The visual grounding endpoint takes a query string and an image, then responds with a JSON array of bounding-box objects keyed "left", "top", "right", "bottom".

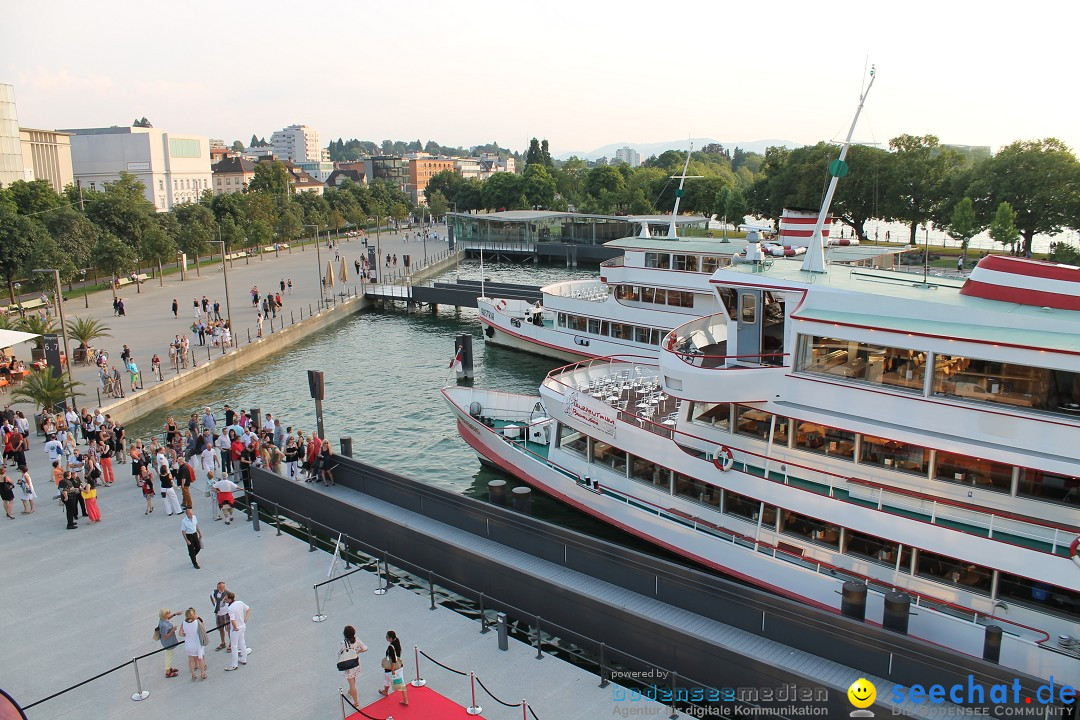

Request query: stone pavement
[
  {"left": 5, "top": 226, "right": 455, "bottom": 418},
  {"left": 0, "top": 437, "right": 664, "bottom": 720}
]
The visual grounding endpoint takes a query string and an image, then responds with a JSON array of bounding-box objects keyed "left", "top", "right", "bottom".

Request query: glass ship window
[
  {"left": 630, "top": 455, "right": 669, "bottom": 490},
  {"left": 702, "top": 256, "right": 719, "bottom": 273},
  {"left": 780, "top": 510, "right": 840, "bottom": 548},
  {"left": 798, "top": 336, "right": 926, "bottom": 392},
  {"left": 641, "top": 287, "right": 656, "bottom": 303},
  {"left": 557, "top": 313, "right": 566, "bottom": 328},
  {"left": 590, "top": 440, "right": 627, "bottom": 475},
  {"left": 794, "top": 421, "right": 855, "bottom": 460},
  {"left": 1016, "top": 468, "right": 1079, "bottom": 507},
  {"left": 723, "top": 490, "right": 775, "bottom": 525},
  {"left": 689, "top": 402, "right": 732, "bottom": 430},
  {"left": 844, "top": 529, "right": 911, "bottom": 569},
  {"left": 645, "top": 252, "right": 670, "bottom": 269},
  {"left": 915, "top": 550, "right": 991, "bottom": 594},
  {"left": 634, "top": 326, "right": 651, "bottom": 344},
  {"left": 667, "top": 291, "right": 694, "bottom": 308},
  {"left": 587, "top": 318, "right": 601, "bottom": 335},
  {"left": 675, "top": 473, "right": 719, "bottom": 508},
  {"left": 997, "top": 574, "right": 1080, "bottom": 622},
  {"left": 859, "top": 436, "right": 929, "bottom": 476},
  {"left": 673, "top": 254, "right": 699, "bottom": 272},
  {"left": 716, "top": 287, "right": 737, "bottom": 319},
  {"left": 557, "top": 423, "right": 588, "bottom": 457},
  {"left": 609, "top": 323, "right": 632, "bottom": 340},
  {"left": 616, "top": 285, "right": 641, "bottom": 302},
  {"left": 933, "top": 451, "right": 1012, "bottom": 494},
  {"left": 933, "top": 355, "right": 1079, "bottom": 418}
]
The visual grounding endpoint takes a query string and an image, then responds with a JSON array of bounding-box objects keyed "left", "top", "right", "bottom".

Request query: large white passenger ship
[{"left": 444, "top": 251, "right": 1080, "bottom": 681}]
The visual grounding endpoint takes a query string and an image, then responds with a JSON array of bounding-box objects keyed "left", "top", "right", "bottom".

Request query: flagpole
[{"left": 480, "top": 248, "right": 485, "bottom": 299}]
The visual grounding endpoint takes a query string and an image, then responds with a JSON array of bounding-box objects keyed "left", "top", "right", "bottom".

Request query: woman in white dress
[
  {"left": 17, "top": 465, "right": 36, "bottom": 514},
  {"left": 177, "top": 607, "right": 207, "bottom": 680},
  {"left": 338, "top": 625, "right": 367, "bottom": 709}
]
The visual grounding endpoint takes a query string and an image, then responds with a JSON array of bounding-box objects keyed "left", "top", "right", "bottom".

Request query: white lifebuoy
[
  {"left": 495, "top": 300, "right": 507, "bottom": 311},
  {"left": 713, "top": 445, "right": 734, "bottom": 472},
  {"left": 1070, "top": 538, "right": 1080, "bottom": 570}
]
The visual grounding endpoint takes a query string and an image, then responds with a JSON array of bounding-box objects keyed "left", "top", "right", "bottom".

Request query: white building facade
[
  {"left": 615, "top": 146, "right": 640, "bottom": 166},
  {"left": 270, "top": 124, "right": 329, "bottom": 164},
  {"left": 64, "top": 127, "right": 212, "bottom": 211},
  {"left": 0, "top": 83, "right": 26, "bottom": 187}
]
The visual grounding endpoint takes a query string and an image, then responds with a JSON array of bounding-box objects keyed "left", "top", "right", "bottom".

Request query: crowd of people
[{"left": 156, "top": 583, "right": 251, "bottom": 679}]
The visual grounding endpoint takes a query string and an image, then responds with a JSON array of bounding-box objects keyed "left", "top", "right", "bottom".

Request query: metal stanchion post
[
  {"left": 247, "top": 328, "right": 251, "bottom": 343},
  {"left": 313, "top": 585, "right": 326, "bottom": 622},
  {"left": 466, "top": 671, "right": 483, "bottom": 715},
  {"left": 534, "top": 616, "right": 543, "bottom": 659},
  {"left": 291, "top": 310, "right": 295, "bottom": 325},
  {"left": 275, "top": 503, "right": 281, "bottom": 536},
  {"left": 411, "top": 645, "right": 426, "bottom": 687},
  {"left": 251, "top": 501, "right": 260, "bottom": 531},
  {"left": 599, "top": 642, "right": 609, "bottom": 688},
  {"left": 428, "top": 570, "right": 436, "bottom": 610},
  {"left": 522, "top": 700, "right": 528, "bottom": 720},
  {"left": 191, "top": 350, "right": 196, "bottom": 368},
  {"left": 130, "top": 657, "right": 150, "bottom": 701},
  {"left": 339, "top": 687, "right": 345, "bottom": 719},
  {"left": 307, "top": 517, "right": 316, "bottom": 552},
  {"left": 373, "top": 551, "right": 389, "bottom": 595},
  {"left": 668, "top": 672, "right": 679, "bottom": 720},
  {"left": 497, "top": 612, "right": 508, "bottom": 651},
  {"left": 478, "top": 593, "right": 488, "bottom": 633}
]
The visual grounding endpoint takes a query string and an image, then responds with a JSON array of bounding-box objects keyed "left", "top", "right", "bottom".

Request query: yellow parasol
[
  {"left": 340, "top": 257, "right": 349, "bottom": 283},
  {"left": 325, "top": 260, "right": 335, "bottom": 287}
]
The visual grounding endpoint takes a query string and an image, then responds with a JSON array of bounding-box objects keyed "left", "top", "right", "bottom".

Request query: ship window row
[
  {"left": 613, "top": 284, "right": 696, "bottom": 309},
  {"left": 644, "top": 252, "right": 732, "bottom": 273},
  {"left": 555, "top": 312, "right": 665, "bottom": 346},
  {"left": 796, "top": 335, "right": 1080, "bottom": 419},
  {"left": 557, "top": 425, "right": 1079, "bottom": 622},
  {"left": 688, "top": 402, "right": 1078, "bottom": 507}
]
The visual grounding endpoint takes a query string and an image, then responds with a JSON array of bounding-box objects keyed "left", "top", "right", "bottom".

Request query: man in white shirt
[
  {"left": 179, "top": 508, "right": 202, "bottom": 569},
  {"left": 261, "top": 413, "right": 274, "bottom": 437},
  {"left": 210, "top": 474, "right": 239, "bottom": 524},
  {"left": 65, "top": 407, "right": 80, "bottom": 442},
  {"left": 202, "top": 407, "right": 218, "bottom": 436},
  {"left": 224, "top": 591, "right": 250, "bottom": 671},
  {"left": 43, "top": 435, "right": 65, "bottom": 463}
]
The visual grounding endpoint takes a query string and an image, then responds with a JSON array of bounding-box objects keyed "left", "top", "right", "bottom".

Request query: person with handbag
[
  {"left": 337, "top": 625, "right": 367, "bottom": 709},
  {"left": 378, "top": 630, "right": 408, "bottom": 706},
  {"left": 157, "top": 608, "right": 182, "bottom": 678},
  {"left": 177, "top": 607, "right": 208, "bottom": 680}
]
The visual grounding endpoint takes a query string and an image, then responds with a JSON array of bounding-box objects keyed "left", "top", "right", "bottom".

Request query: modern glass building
[{"left": 0, "top": 84, "right": 26, "bottom": 187}]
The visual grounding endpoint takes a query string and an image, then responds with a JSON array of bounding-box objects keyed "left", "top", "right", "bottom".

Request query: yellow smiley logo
[{"left": 848, "top": 678, "right": 876, "bottom": 709}]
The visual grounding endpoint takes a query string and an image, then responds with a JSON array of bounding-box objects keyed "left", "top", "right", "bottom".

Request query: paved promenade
[
  {"left": 0, "top": 434, "right": 663, "bottom": 720},
  {"left": 5, "top": 227, "right": 455, "bottom": 418}
]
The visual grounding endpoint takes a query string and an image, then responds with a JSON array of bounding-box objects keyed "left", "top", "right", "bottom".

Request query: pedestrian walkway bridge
[{"left": 363, "top": 280, "right": 542, "bottom": 309}]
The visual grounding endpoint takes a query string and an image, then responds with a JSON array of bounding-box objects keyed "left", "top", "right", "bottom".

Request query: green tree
[
  {"left": 427, "top": 190, "right": 449, "bottom": 219},
  {"left": 275, "top": 197, "right": 304, "bottom": 242},
  {"left": 175, "top": 202, "right": 217, "bottom": 271},
  {"left": 585, "top": 165, "right": 625, "bottom": 201},
  {"left": 11, "top": 369, "right": 83, "bottom": 413},
  {"left": 84, "top": 173, "right": 158, "bottom": 250},
  {"left": 554, "top": 157, "right": 588, "bottom": 208},
  {"left": 6, "top": 179, "right": 61, "bottom": 215},
  {"left": 92, "top": 232, "right": 138, "bottom": 299},
  {"left": 947, "top": 197, "right": 979, "bottom": 264},
  {"left": 0, "top": 200, "right": 37, "bottom": 302},
  {"left": 481, "top": 172, "right": 526, "bottom": 210},
  {"left": 525, "top": 138, "right": 544, "bottom": 167},
  {"left": 988, "top": 202, "right": 1021, "bottom": 253},
  {"left": 218, "top": 214, "right": 244, "bottom": 251},
  {"left": 718, "top": 187, "right": 750, "bottom": 230},
  {"left": 248, "top": 161, "right": 291, "bottom": 196},
  {"left": 390, "top": 202, "right": 410, "bottom": 226},
  {"left": 23, "top": 234, "right": 77, "bottom": 290},
  {"left": 43, "top": 205, "right": 97, "bottom": 270},
  {"left": 231, "top": 140, "right": 245, "bottom": 153},
  {"left": 881, "top": 135, "right": 963, "bottom": 245},
  {"left": 541, "top": 139, "right": 553, "bottom": 168},
  {"left": 138, "top": 222, "right": 177, "bottom": 282},
  {"left": 523, "top": 165, "right": 556, "bottom": 209},
  {"left": 966, "top": 138, "right": 1080, "bottom": 256}
]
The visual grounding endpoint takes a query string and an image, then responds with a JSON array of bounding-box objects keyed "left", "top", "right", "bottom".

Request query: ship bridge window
[
  {"left": 609, "top": 322, "right": 632, "bottom": 340},
  {"left": 630, "top": 455, "right": 670, "bottom": 490},
  {"left": 701, "top": 256, "right": 731, "bottom": 274},
  {"left": 933, "top": 451, "right": 1012, "bottom": 494},
  {"left": 798, "top": 336, "right": 926, "bottom": 392},
  {"left": 781, "top": 510, "right": 840, "bottom": 548},
  {"left": 640, "top": 287, "right": 656, "bottom": 303},
  {"left": 557, "top": 423, "right": 588, "bottom": 458},
  {"left": 615, "top": 285, "right": 641, "bottom": 302},
  {"left": 645, "top": 252, "right": 671, "bottom": 269},
  {"left": 588, "top": 318, "right": 601, "bottom": 335},
  {"left": 716, "top": 287, "right": 737, "bottom": 319},
  {"left": 675, "top": 473, "right": 719, "bottom": 508},
  {"left": 723, "top": 490, "right": 776, "bottom": 526},
  {"left": 689, "top": 402, "right": 732, "bottom": 430},
  {"left": 997, "top": 574, "right": 1080, "bottom": 622},
  {"left": 557, "top": 313, "right": 566, "bottom": 328},
  {"left": 794, "top": 421, "right": 855, "bottom": 461},
  {"left": 1016, "top": 468, "right": 1079, "bottom": 507},
  {"left": 673, "top": 254, "right": 699, "bottom": 272},
  {"left": 844, "top": 529, "right": 911, "bottom": 569},
  {"left": 916, "top": 550, "right": 991, "bottom": 595},
  {"left": 933, "top": 354, "right": 1079, "bottom": 418},
  {"left": 859, "top": 437, "right": 928, "bottom": 476}
]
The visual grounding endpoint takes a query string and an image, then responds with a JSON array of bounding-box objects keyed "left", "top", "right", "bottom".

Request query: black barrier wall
[{"left": 249, "top": 460, "right": 1061, "bottom": 718}]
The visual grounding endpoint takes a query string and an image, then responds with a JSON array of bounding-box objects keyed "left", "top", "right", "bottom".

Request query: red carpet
[{"left": 348, "top": 685, "right": 486, "bottom": 720}]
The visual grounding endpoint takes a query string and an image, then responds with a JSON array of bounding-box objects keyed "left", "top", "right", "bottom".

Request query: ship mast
[
  {"left": 801, "top": 65, "right": 877, "bottom": 273},
  {"left": 666, "top": 143, "right": 703, "bottom": 239}
]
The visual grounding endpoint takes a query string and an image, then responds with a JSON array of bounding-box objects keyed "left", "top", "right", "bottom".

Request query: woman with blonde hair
[
  {"left": 177, "top": 607, "right": 208, "bottom": 680},
  {"left": 157, "top": 608, "right": 181, "bottom": 678}
]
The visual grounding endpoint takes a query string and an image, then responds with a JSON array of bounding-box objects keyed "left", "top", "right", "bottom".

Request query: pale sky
[{"left": 3, "top": 0, "right": 1078, "bottom": 156}]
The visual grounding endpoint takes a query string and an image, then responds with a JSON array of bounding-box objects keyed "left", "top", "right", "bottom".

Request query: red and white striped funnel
[
  {"left": 778, "top": 207, "right": 831, "bottom": 247},
  {"left": 959, "top": 255, "right": 1080, "bottom": 311}
]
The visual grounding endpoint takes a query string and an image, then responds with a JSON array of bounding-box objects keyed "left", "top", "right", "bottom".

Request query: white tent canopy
[{"left": 0, "top": 329, "right": 40, "bottom": 349}]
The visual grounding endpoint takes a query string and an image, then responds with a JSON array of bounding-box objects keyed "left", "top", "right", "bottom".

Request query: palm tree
[
  {"left": 11, "top": 369, "right": 83, "bottom": 415},
  {"left": 66, "top": 316, "right": 112, "bottom": 362},
  {"left": 16, "top": 314, "right": 57, "bottom": 361}
]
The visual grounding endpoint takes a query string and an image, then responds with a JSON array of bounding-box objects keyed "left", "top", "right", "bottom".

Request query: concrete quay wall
[{"left": 101, "top": 294, "right": 370, "bottom": 423}]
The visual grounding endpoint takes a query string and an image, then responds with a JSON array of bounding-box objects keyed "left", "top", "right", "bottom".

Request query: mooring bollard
[
  {"left": 497, "top": 612, "right": 508, "bottom": 651},
  {"left": 291, "top": 310, "right": 295, "bottom": 325},
  {"left": 251, "top": 501, "right": 260, "bottom": 531}
]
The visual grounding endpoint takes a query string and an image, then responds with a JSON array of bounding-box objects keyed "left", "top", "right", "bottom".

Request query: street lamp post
[
  {"left": 304, "top": 224, "right": 324, "bottom": 305},
  {"left": 32, "top": 268, "right": 76, "bottom": 407},
  {"left": 79, "top": 269, "right": 90, "bottom": 308},
  {"left": 210, "top": 241, "right": 234, "bottom": 349}
]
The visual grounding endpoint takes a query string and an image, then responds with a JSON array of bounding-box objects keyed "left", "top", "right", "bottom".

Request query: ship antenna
[
  {"left": 801, "top": 65, "right": 877, "bottom": 273},
  {"left": 666, "top": 141, "right": 704, "bottom": 239}
]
